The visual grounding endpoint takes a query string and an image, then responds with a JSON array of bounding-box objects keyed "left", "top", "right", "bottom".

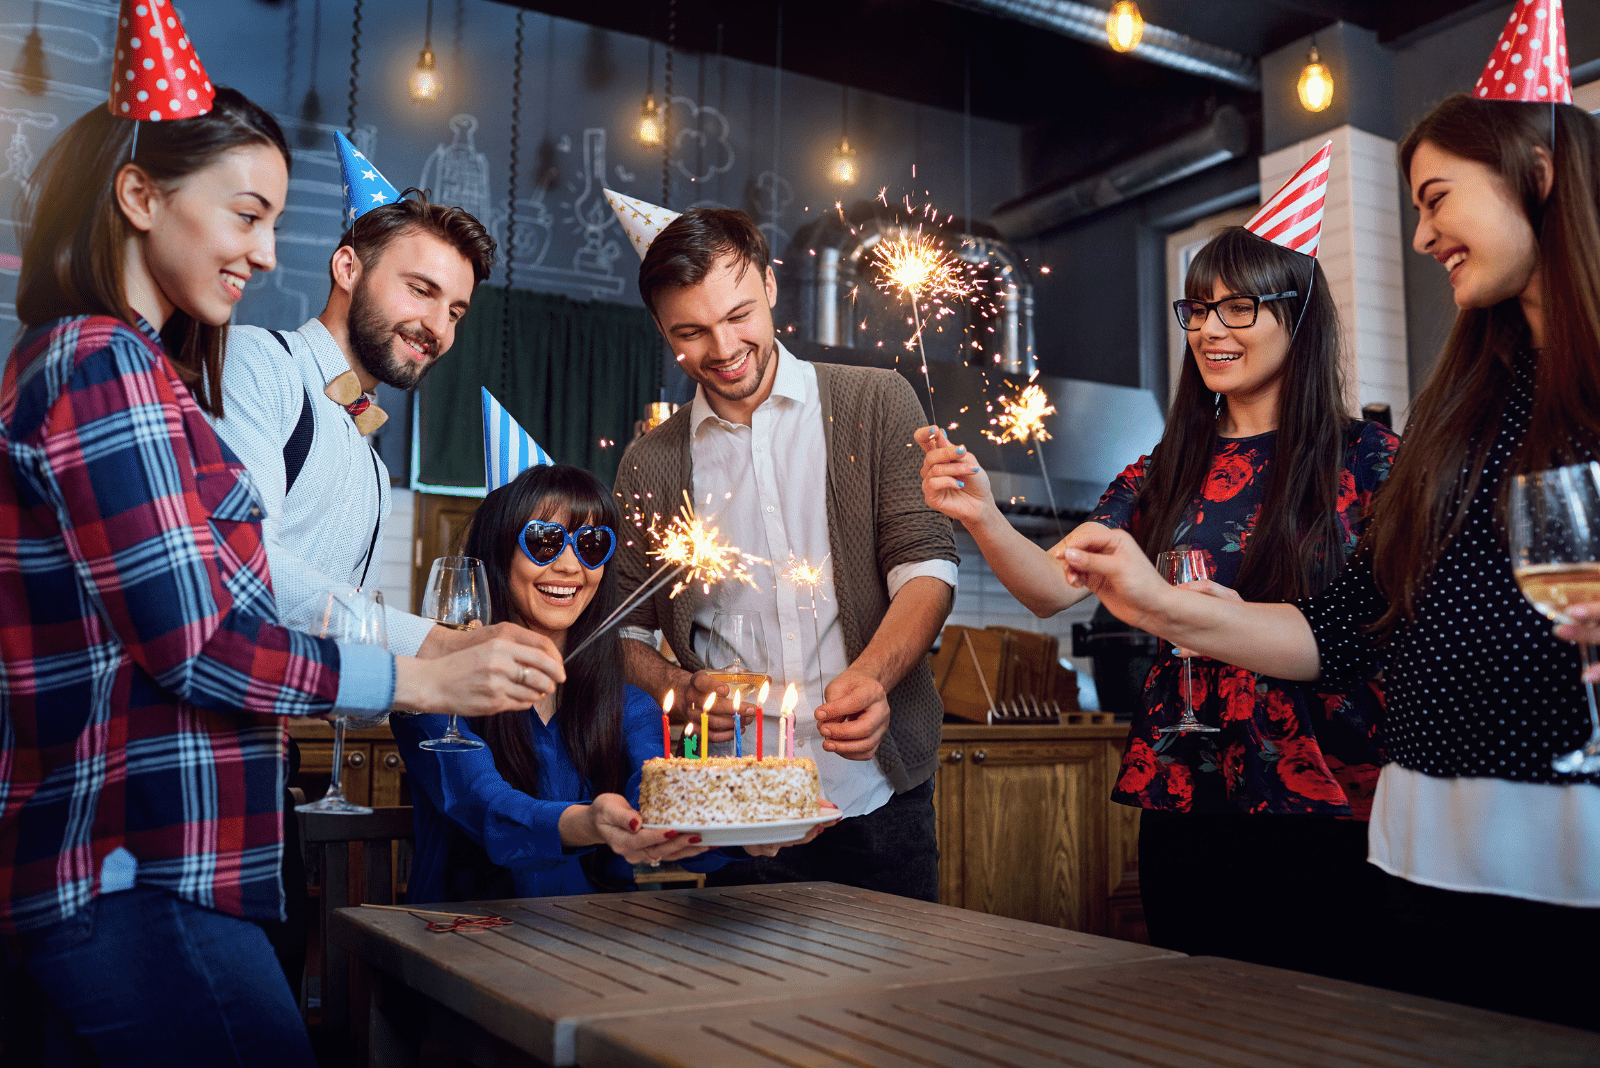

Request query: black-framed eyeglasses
[
  {"left": 1172, "top": 291, "right": 1298, "bottom": 331},
  {"left": 517, "top": 521, "right": 617, "bottom": 569}
]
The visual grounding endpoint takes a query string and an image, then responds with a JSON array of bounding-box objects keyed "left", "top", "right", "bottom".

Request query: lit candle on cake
[
  {"left": 701, "top": 691, "right": 714, "bottom": 760},
  {"left": 732, "top": 689, "right": 744, "bottom": 758},
  {"left": 756, "top": 680, "right": 772, "bottom": 759},
  {"left": 660, "top": 690, "right": 674, "bottom": 759},
  {"left": 779, "top": 684, "right": 799, "bottom": 759},
  {"left": 683, "top": 719, "right": 696, "bottom": 759}
]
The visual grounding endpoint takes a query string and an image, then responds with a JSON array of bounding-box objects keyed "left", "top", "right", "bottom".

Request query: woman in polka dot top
[
  {"left": 919, "top": 223, "right": 1398, "bottom": 985},
  {"left": 1060, "top": 95, "right": 1600, "bottom": 1031}
]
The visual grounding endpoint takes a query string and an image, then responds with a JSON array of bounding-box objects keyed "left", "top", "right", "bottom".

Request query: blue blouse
[{"left": 392, "top": 685, "right": 730, "bottom": 903}]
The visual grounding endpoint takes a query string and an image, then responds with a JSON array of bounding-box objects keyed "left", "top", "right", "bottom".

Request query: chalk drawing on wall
[
  {"left": 420, "top": 114, "right": 505, "bottom": 237},
  {"left": 615, "top": 165, "right": 634, "bottom": 182},
  {"left": 670, "top": 95, "right": 734, "bottom": 186},
  {"left": 0, "top": 107, "right": 57, "bottom": 193},
  {"left": 542, "top": 127, "right": 621, "bottom": 298},
  {"left": 751, "top": 171, "right": 793, "bottom": 254}
]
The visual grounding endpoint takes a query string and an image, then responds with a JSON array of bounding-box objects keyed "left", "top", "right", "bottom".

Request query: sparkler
[
  {"left": 984, "top": 381, "right": 1064, "bottom": 537},
  {"left": 870, "top": 231, "right": 971, "bottom": 428},
  {"left": 782, "top": 555, "right": 829, "bottom": 677},
  {"left": 566, "top": 492, "right": 764, "bottom": 662}
]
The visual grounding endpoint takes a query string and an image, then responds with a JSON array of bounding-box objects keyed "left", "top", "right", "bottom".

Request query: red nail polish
[
  {"left": 629, "top": 818, "right": 639, "bottom": 832},
  {"left": 688, "top": 836, "right": 703, "bottom": 844},
  {"left": 664, "top": 829, "right": 679, "bottom": 838}
]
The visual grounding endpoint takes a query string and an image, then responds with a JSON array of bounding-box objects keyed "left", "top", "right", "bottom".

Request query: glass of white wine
[
  {"left": 705, "top": 612, "right": 771, "bottom": 753},
  {"left": 417, "top": 556, "right": 490, "bottom": 753},
  {"left": 1510, "top": 462, "right": 1600, "bottom": 774},
  {"left": 297, "top": 588, "right": 387, "bottom": 814},
  {"left": 1155, "top": 547, "right": 1220, "bottom": 735}
]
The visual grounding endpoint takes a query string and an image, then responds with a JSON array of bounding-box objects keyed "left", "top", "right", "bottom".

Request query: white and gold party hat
[{"left": 605, "top": 188, "right": 681, "bottom": 260}]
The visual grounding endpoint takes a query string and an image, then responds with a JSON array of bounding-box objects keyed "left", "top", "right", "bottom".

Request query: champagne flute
[
  {"left": 297, "top": 588, "right": 387, "bottom": 814},
  {"left": 417, "top": 556, "right": 490, "bottom": 753},
  {"left": 1510, "top": 462, "right": 1600, "bottom": 774},
  {"left": 1155, "top": 547, "right": 1220, "bottom": 735},
  {"left": 705, "top": 612, "right": 771, "bottom": 754}
]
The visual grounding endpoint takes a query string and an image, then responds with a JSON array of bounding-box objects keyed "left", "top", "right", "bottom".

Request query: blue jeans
[{"left": 10, "top": 884, "right": 314, "bottom": 1067}]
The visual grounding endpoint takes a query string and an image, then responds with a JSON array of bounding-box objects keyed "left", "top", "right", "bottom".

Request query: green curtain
[{"left": 418, "top": 286, "right": 662, "bottom": 490}]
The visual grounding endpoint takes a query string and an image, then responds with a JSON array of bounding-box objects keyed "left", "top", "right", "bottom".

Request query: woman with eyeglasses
[
  {"left": 392, "top": 464, "right": 828, "bottom": 901},
  {"left": 917, "top": 224, "right": 1398, "bottom": 982},
  {"left": 1058, "top": 94, "right": 1600, "bottom": 1029}
]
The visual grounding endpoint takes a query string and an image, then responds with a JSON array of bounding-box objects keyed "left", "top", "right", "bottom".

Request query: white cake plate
[{"left": 640, "top": 813, "right": 836, "bottom": 847}]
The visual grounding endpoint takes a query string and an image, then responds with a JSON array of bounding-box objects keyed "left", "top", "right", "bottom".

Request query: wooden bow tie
[{"left": 325, "top": 370, "right": 388, "bottom": 436}]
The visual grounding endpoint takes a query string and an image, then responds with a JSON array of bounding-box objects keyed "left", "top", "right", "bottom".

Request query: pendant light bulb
[
  {"left": 1297, "top": 45, "right": 1334, "bottom": 113},
  {"left": 409, "top": 45, "right": 440, "bottom": 104},
  {"left": 830, "top": 136, "right": 858, "bottom": 186},
  {"left": 1107, "top": 1, "right": 1143, "bottom": 53},
  {"left": 637, "top": 91, "right": 663, "bottom": 147}
]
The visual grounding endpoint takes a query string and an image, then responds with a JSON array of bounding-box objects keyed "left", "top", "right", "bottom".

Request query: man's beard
[
  {"left": 697, "top": 337, "right": 776, "bottom": 403},
  {"left": 347, "top": 278, "right": 439, "bottom": 391}
]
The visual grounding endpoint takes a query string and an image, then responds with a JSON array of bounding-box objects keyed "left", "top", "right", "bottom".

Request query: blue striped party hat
[{"left": 482, "top": 387, "right": 553, "bottom": 491}]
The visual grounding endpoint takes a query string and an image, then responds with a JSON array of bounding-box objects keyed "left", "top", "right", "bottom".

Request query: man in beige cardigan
[{"left": 612, "top": 205, "right": 956, "bottom": 900}]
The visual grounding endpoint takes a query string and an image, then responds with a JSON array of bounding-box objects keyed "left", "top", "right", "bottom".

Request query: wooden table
[
  {"left": 577, "top": 955, "right": 1600, "bottom": 1068},
  {"left": 330, "top": 881, "right": 1178, "bottom": 1067}
]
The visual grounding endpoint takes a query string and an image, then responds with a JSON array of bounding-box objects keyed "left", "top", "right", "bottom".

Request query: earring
[{"left": 1214, "top": 392, "right": 1223, "bottom": 418}]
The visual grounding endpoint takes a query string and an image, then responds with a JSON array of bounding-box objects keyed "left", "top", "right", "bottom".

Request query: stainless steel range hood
[{"left": 786, "top": 341, "right": 1166, "bottom": 531}]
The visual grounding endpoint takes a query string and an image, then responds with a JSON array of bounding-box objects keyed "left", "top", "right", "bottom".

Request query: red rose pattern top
[{"left": 1089, "top": 422, "right": 1400, "bottom": 818}]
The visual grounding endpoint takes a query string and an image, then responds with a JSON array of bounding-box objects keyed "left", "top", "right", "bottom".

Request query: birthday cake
[{"left": 639, "top": 757, "right": 820, "bottom": 825}]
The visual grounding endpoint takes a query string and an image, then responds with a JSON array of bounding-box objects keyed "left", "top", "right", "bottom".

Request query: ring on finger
[{"left": 518, "top": 665, "right": 527, "bottom": 688}]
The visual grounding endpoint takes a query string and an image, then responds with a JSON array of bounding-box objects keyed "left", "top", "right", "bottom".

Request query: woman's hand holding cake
[{"left": 561, "top": 794, "right": 711, "bottom": 866}]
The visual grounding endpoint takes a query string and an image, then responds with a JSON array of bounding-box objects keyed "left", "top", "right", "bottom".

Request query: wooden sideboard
[
  {"left": 934, "top": 722, "right": 1144, "bottom": 942},
  {"left": 286, "top": 720, "right": 408, "bottom": 808}
]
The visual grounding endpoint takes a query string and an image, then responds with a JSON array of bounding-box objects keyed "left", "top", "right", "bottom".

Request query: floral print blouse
[{"left": 1089, "top": 421, "right": 1399, "bottom": 818}]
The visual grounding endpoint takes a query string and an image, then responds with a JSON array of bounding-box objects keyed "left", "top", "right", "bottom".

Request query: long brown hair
[
  {"left": 1132, "top": 226, "right": 1350, "bottom": 602},
  {"left": 15, "top": 88, "right": 290, "bottom": 418},
  {"left": 1367, "top": 97, "right": 1600, "bottom": 632},
  {"left": 459, "top": 464, "right": 633, "bottom": 892}
]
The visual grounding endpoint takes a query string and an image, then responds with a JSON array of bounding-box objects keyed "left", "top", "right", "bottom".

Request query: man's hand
[
  {"left": 678, "top": 669, "right": 757, "bottom": 742},
  {"left": 417, "top": 620, "right": 552, "bottom": 660},
  {"left": 743, "top": 800, "right": 840, "bottom": 856},
  {"left": 815, "top": 669, "right": 891, "bottom": 760},
  {"left": 393, "top": 636, "right": 565, "bottom": 717}
]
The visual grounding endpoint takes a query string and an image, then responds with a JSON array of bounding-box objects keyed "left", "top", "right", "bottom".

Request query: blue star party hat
[
  {"left": 335, "top": 130, "right": 400, "bottom": 225},
  {"left": 482, "top": 387, "right": 554, "bottom": 492}
]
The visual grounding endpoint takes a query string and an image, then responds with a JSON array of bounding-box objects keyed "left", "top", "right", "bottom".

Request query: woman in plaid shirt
[{"left": 0, "top": 92, "right": 561, "bottom": 1064}]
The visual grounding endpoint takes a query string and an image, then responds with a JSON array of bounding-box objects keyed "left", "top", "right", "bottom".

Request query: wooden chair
[{"left": 298, "top": 805, "right": 414, "bottom": 1066}]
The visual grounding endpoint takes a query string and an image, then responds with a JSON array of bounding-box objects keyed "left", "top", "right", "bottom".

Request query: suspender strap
[{"left": 269, "top": 331, "right": 317, "bottom": 496}]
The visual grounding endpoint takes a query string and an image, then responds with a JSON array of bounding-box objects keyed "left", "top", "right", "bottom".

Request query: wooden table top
[
  {"left": 329, "top": 881, "right": 1178, "bottom": 1066},
  {"left": 576, "top": 955, "right": 1600, "bottom": 1068}
]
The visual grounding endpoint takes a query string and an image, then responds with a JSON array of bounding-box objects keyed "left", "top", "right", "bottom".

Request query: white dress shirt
[
  {"left": 626, "top": 344, "right": 957, "bottom": 818},
  {"left": 213, "top": 319, "right": 434, "bottom": 656}
]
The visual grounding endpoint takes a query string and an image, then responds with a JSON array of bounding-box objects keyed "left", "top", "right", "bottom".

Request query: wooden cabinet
[
  {"left": 287, "top": 721, "right": 408, "bottom": 808},
  {"left": 934, "top": 723, "right": 1142, "bottom": 940},
  {"left": 411, "top": 493, "right": 481, "bottom": 615}
]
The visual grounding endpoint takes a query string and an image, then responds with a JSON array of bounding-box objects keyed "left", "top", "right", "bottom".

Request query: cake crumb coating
[{"left": 639, "top": 757, "right": 821, "bottom": 824}]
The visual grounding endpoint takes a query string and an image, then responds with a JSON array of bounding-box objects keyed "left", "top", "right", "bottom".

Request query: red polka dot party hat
[
  {"left": 108, "top": 0, "right": 215, "bottom": 122},
  {"left": 1473, "top": 0, "right": 1570, "bottom": 104}
]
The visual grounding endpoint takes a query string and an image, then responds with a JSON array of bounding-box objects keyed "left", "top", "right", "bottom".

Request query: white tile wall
[
  {"left": 377, "top": 487, "right": 415, "bottom": 616},
  {"left": 1261, "top": 125, "right": 1411, "bottom": 428}
]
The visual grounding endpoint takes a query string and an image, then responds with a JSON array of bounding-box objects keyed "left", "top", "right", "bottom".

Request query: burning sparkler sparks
[
  {"left": 985, "top": 381, "right": 1065, "bottom": 538},
  {"left": 566, "top": 493, "right": 764, "bottom": 662},
  {"left": 783, "top": 555, "right": 830, "bottom": 675},
  {"left": 869, "top": 230, "right": 973, "bottom": 428}
]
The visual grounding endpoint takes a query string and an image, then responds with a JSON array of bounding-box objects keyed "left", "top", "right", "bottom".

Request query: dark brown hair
[
  {"left": 331, "top": 188, "right": 496, "bottom": 287},
  {"left": 637, "top": 207, "right": 769, "bottom": 315},
  {"left": 458, "top": 464, "right": 633, "bottom": 893},
  {"left": 1131, "top": 225, "right": 1352, "bottom": 602},
  {"left": 1367, "top": 96, "right": 1600, "bottom": 632},
  {"left": 15, "top": 88, "right": 290, "bottom": 419}
]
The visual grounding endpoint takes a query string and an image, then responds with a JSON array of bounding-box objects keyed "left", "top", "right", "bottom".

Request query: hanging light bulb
[
  {"left": 409, "top": 0, "right": 440, "bottom": 105},
  {"left": 1107, "top": 1, "right": 1143, "bottom": 53},
  {"left": 637, "top": 91, "right": 663, "bottom": 147},
  {"left": 830, "top": 137, "right": 858, "bottom": 185},
  {"left": 1297, "top": 45, "right": 1334, "bottom": 113}
]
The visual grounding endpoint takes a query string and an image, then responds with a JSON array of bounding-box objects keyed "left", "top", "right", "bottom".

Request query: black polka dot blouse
[{"left": 1299, "top": 348, "right": 1598, "bottom": 786}]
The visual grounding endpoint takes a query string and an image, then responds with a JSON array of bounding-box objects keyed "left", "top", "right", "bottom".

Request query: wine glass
[
  {"left": 1510, "top": 462, "right": 1600, "bottom": 774},
  {"left": 297, "top": 588, "right": 387, "bottom": 814},
  {"left": 705, "top": 612, "right": 771, "bottom": 754},
  {"left": 1155, "top": 547, "right": 1220, "bottom": 735},
  {"left": 417, "top": 556, "right": 490, "bottom": 753}
]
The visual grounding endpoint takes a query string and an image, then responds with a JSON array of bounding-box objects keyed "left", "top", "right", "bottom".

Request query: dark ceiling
[{"left": 490, "top": 0, "right": 1498, "bottom": 126}]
